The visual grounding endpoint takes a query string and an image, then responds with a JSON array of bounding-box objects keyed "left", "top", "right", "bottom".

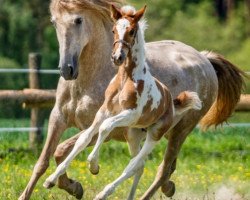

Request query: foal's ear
[
  {"left": 134, "top": 5, "right": 147, "bottom": 22},
  {"left": 111, "top": 4, "right": 122, "bottom": 21}
]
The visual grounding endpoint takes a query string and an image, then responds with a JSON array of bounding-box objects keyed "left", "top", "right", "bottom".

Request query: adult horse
[{"left": 19, "top": 0, "right": 245, "bottom": 200}]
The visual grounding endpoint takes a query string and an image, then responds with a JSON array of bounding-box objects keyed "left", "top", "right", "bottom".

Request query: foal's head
[{"left": 111, "top": 5, "right": 146, "bottom": 66}]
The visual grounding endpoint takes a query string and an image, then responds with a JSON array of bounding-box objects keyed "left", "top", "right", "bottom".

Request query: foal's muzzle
[{"left": 111, "top": 50, "right": 125, "bottom": 66}]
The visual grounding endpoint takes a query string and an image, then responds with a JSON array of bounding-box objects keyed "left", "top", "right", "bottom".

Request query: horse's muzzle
[
  {"left": 59, "top": 55, "right": 79, "bottom": 80},
  {"left": 60, "top": 64, "right": 78, "bottom": 80}
]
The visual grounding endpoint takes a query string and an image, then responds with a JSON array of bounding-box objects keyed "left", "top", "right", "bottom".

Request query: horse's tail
[
  {"left": 174, "top": 91, "right": 202, "bottom": 115},
  {"left": 199, "top": 51, "right": 246, "bottom": 129}
]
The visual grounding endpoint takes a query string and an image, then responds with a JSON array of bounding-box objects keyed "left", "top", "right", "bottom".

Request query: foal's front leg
[
  {"left": 87, "top": 109, "right": 138, "bottom": 174},
  {"left": 43, "top": 111, "right": 106, "bottom": 189}
]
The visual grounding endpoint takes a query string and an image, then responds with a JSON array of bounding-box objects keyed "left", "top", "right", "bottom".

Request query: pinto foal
[{"left": 44, "top": 5, "right": 202, "bottom": 199}]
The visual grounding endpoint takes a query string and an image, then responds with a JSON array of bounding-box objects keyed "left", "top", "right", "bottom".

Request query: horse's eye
[
  {"left": 51, "top": 20, "right": 57, "bottom": 28},
  {"left": 129, "top": 29, "right": 135, "bottom": 36},
  {"left": 112, "top": 30, "right": 115, "bottom": 34},
  {"left": 74, "top": 17, "right": 83, "bottom": 25}
]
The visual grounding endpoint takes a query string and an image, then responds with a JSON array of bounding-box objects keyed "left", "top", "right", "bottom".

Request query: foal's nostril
[{"left": 118, "top": 56, "right": 122, "bottom": 62}]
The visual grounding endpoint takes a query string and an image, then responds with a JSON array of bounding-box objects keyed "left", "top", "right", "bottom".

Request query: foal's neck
[{"left": 119, "top": 27, "right": 147, "bottom": 81}]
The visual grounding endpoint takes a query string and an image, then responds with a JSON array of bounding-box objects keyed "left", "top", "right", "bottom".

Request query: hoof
[
  {"left": 58, "top": 179, "right": 84, "bottom": 199},
  {"left": 94, "top": 193, "right": 106, "bottom": 200},
  {"left": 89, "top": 163, "right": 100, "bottom": 175},
  {"left": 161, "top": 180, "right": 175, "bottom": 197},
  {"left": 72, "top": 181, "right": 84, "bottom": 200},
  {"left": 18, "top": 193, "right": 27, "bottom": 200},
  {"left": 43, "top": 180, "right": 56, "bottom": 189}
]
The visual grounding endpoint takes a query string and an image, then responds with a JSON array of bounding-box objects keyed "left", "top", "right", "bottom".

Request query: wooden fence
[
  {"left": 0, "top": 53, "right": 249, "bottom": 149},
  {"left": 0, "top": 53, "right": 57, "bottom": 149}
]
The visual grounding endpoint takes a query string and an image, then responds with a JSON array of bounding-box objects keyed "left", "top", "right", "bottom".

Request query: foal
[{"left": 44, "top": 5, "right": 202, "bottom": 199}]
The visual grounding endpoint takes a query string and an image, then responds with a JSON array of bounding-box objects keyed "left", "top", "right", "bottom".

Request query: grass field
[{"left": 0, "top": 118, "right": 250, "bottom": 200}]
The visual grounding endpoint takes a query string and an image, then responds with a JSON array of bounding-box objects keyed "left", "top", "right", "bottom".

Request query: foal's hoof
[
  {"left": 43, "top": 180, "right": 55, "bottom": 189},
  {"left": 94, "top": 192, "right": 107, "bottom": 200},
  {"left": 161, "top": 180, "right": 175, "bottom": 197},
  {"left": 89, "top": 163, "right": 100, "bottom": 175}
]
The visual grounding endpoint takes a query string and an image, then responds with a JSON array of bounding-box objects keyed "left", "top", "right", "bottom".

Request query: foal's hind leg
[
  {"left": 125, "top": 128, "right": 146, "bottom": 200},
  {"left": 140, "top": 118, "right": 199, "bottom": 200}
]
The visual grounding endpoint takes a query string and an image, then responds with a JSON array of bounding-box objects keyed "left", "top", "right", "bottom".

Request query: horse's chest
[{"left": 63, "top": 95, "right": 101, "bottom": 129}]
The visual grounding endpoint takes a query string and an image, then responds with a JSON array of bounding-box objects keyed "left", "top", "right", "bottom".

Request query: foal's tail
[
  {"left": 174, "top": 91, "right": 202, "bottom": 115},
  {"left": 199, "top": 51, "right": 246, "bottom": 129}
]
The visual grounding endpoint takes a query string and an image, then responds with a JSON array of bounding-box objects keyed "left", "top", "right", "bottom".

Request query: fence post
[{"left": 29, "top": 53, "right": 44, "bottom": 150}]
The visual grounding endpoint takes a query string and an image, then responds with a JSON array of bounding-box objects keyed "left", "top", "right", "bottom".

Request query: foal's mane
[
  {"left": 50, "top": 0, "right": 122, "bottom": 21},
  {"left": 138, "top": 19, "right": 148, "bottom": 39}
]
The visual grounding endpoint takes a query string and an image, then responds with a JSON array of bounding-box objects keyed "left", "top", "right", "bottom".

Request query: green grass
[{"left": 0, "top": 119, "right": 250, "bottom": 200}]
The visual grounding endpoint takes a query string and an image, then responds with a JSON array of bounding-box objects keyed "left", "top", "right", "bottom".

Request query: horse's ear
[
  {"left": 111, "top": 4, "right": 122, "bottom": 21},
  {"left": 134, "top": 5, "right": 147, "bottom": 22}
]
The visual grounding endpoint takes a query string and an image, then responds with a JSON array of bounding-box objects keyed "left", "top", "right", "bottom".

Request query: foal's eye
[
  {"left": 129, "top": 29, "right": 135, "bottom": 36},
  {"left": 74, "top": 17, "right": 83, "bottom": 25}
]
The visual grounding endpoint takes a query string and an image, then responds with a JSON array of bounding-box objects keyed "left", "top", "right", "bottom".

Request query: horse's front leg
[
  {"left": 19, "top": 107, "right": 67, "bottom": 200},
  {"left": 43, "top": 111, "right": 106, "bottom": 188},
  {"left": 87, "top": 109, "right": 138, "bottom": 175}
]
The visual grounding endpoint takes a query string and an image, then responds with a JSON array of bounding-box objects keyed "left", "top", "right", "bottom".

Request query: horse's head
[
  {"left": 111, "top": 5, "right": 146, "bottom": 66},
  {"left": 50, "top": 1, "right": 92, "bottom": 80}
]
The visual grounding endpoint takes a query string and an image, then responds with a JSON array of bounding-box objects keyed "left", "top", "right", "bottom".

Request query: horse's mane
[{"left": 50, "top": 0, "right": 122, "bottom": 21}]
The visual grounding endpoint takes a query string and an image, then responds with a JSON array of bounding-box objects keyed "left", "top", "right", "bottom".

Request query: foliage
[
  {"left": 130, "top": 0, "right": 249, "bottom": 57},
  {"left": 228, "top": 39, "right": 250, "bottom": 71}
]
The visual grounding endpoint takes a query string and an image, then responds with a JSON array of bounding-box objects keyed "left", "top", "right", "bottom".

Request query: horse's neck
[{"left": 75, "top": 21, "right": 114, "bottom": 88}]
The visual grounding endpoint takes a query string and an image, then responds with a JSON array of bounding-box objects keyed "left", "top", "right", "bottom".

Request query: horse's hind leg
[
  {"left": 54, "top": 129, "right": 126, "bottom": 199},
  {"left": 161, "top": 158, "right": 177, "bottom": 197},
  {"left": 54, "top": 132, "right": 84, "bottom": 199},
  {"left": 54, "top": 132, "right": 101, "bottom": 199},
  {"left": 19, "top": 107, "right": 67, "bottom": 200},
  {"left": 43, "top": 110, "right": 107, "bottom": 188},
  {"left": 140, "top": 118, "right": 198, "bottom": 200}
]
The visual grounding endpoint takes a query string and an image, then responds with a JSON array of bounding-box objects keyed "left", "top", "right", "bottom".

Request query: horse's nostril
[{"left": 68, "top": 64, "right": 74, "bottom": 77}]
